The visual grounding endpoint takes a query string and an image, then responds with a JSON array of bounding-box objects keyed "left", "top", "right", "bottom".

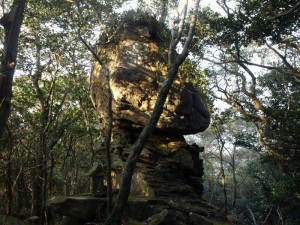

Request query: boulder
[{"left": 48, "top": 196, "right": 104, "bottom": 221}]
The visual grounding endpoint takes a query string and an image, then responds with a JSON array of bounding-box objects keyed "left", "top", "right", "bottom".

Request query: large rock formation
[
  {"left": 91, "top": 21, "right": 210, "bottom": 198},
  {"left": 47, "top": 21, "right": 236, "bottom": 225}
]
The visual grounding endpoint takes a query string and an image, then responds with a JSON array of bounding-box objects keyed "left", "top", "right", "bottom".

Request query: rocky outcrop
[{"left": 91, "top": 21, "right": 210, "bottom": 198}]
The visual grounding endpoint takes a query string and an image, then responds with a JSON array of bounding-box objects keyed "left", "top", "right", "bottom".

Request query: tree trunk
[
  {"left": 40, "top": 132, "right": 48, "bottom": 225},
  {"left": 32, "top": 122, "right": 49, "bottom": 225},
  {"left": 231, "top": 147, "right": 237, "bottom": 207},
  {"left": 220, "top": 152, "right": 228, "bottom": 208},
  {"left": 104, "top": 66, "right": 113, "bottom": 215},
  {"left": 31, "top": 157, "right": 44, "bottom": 220},
  {"left": 49, "top": 152, "right": 55, "bottom": 196},
  {"left": 5, "top": 126, "right": 13, "bottom": 215},
  {"left": 30, "top": 43, "right": 49, "bottom": 225},
  {"left": 210, "top": 172, "right": 221, "bottom": 202},
  {"left": 0, "top": 0, "right": 26, "bottom": 139},
  {"left": 77, "top": 28, "right": 114, "bottom": 216},
  {"left": 213, "top": 120, "right": 228, "bottom": 209},
  {"left": 246, "top": 204, "right": 258, "bottom": 225},
  {"left": 31, "top": 132, "right": 48, "bottom": 225}
]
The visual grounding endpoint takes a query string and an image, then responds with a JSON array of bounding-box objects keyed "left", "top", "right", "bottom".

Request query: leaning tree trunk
[
  {"left": 105, "top": 1, "right": 200, "bottom": 224},
  {"left": 0, "top": 0, "right": 26, "bottom": 139}
]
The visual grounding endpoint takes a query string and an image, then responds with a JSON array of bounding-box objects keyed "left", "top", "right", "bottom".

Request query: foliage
[
  {"left": 198, "top": 0, "right": 300, "bottom": 46},
  {"left": 0, "top": 0, "right": 103, "bottom": 220},
  {"left": 236, "top": 0, "right": 300, "bottom": 44},
  {"left": 189, "top": 0, "right": 300, "bottom": 224}
]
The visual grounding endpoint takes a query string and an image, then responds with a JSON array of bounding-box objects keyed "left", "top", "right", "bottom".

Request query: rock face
[{"left": 91, "top": 21, "right": 210, "bottom": 198}]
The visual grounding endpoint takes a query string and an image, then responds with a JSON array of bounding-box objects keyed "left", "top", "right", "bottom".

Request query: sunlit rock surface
[{"left": 91, "top": 22, "right": 210, "bottom": 198}]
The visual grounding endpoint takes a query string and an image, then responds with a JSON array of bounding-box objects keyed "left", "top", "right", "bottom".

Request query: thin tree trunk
[
  {"left": 262, "top": 207, "right": 273, "bottom": 225},
  {"left": 5, "top": 126, "right": 13, "bottom": 215},
  {"left": 212, "top": 119, "right": 228, "bottom": 209},
  {"left": 31, "top": 132, "right": 48, "bottom": 225},
  {"left": 231, "top": 147, "right": 237, "bottom": 207},
  {"left": 31, "top": 158, "right": 44, "bottom": 220},
  {"left": 210, "top": 172, "right": 221, "bottom": 202},
  {"left": 40, "top": 132, "right": 48, "bottom": 225},
  {"left": 77, "top": 30, "right": 113, "bottom": 216},
  {"left": 104, "top": 66, "right": 113, "bottom": 215},
  {"left": 49, "top": 152, "right": 55, "bottom": 196},
  {"left": 220, "top": 158, "right": 228, "bottom": 208},
  {"left": 78, "top": 97, "right": 95, "bottom": 166},
  {"left": 246, "top": 204, "right": 258, "bottom": 225},
  {"left": 0, "top": 0, "right": 26, "bottom": 139},
  {"left": 276, "top": 207, "right": 284, "bottom": 225},
  {"left": 219, "top": 141, "right": 228, "bottom": 208},
  {"left": 31, "top": 43, "right": 49, "bottom": 225}
]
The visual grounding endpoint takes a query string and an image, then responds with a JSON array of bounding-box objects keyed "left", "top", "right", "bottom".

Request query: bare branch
[
  {"left": 176, "top": 0, "right": 200, "bottom": 64},
  {"left": 266, "top": 42, "right": 298, "bottom": 74}
]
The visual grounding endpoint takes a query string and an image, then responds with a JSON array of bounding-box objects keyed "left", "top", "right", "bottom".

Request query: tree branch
[{"left": 265, "top": 2, "right": 300, "bottom": 20}]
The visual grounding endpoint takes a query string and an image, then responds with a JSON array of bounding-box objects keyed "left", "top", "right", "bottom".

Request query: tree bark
[
  {"left": 212, "top": 121, "right": 228, "bottom": 209},
  {"left": 0, "top": 0, "right": 26, "bottom": 139},
  {"left": 105, "top": 1, "right": 200, "bottom": 224},
  {"left": 5, "top": 126, "right": 13, "bottom": 215},
  {"left": 231, "top": 146, "right": 237, "bottom": 207},
  {"left": 219, "top": 144, "right": 228, "bottom": 208},
  {"left": 104, "top": 66, "right": 113, "bottom": 215}
]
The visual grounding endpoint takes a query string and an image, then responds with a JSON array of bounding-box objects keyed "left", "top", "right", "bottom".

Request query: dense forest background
[{"left": 0, "top": 0, "right": 299, "bottom": 225}]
